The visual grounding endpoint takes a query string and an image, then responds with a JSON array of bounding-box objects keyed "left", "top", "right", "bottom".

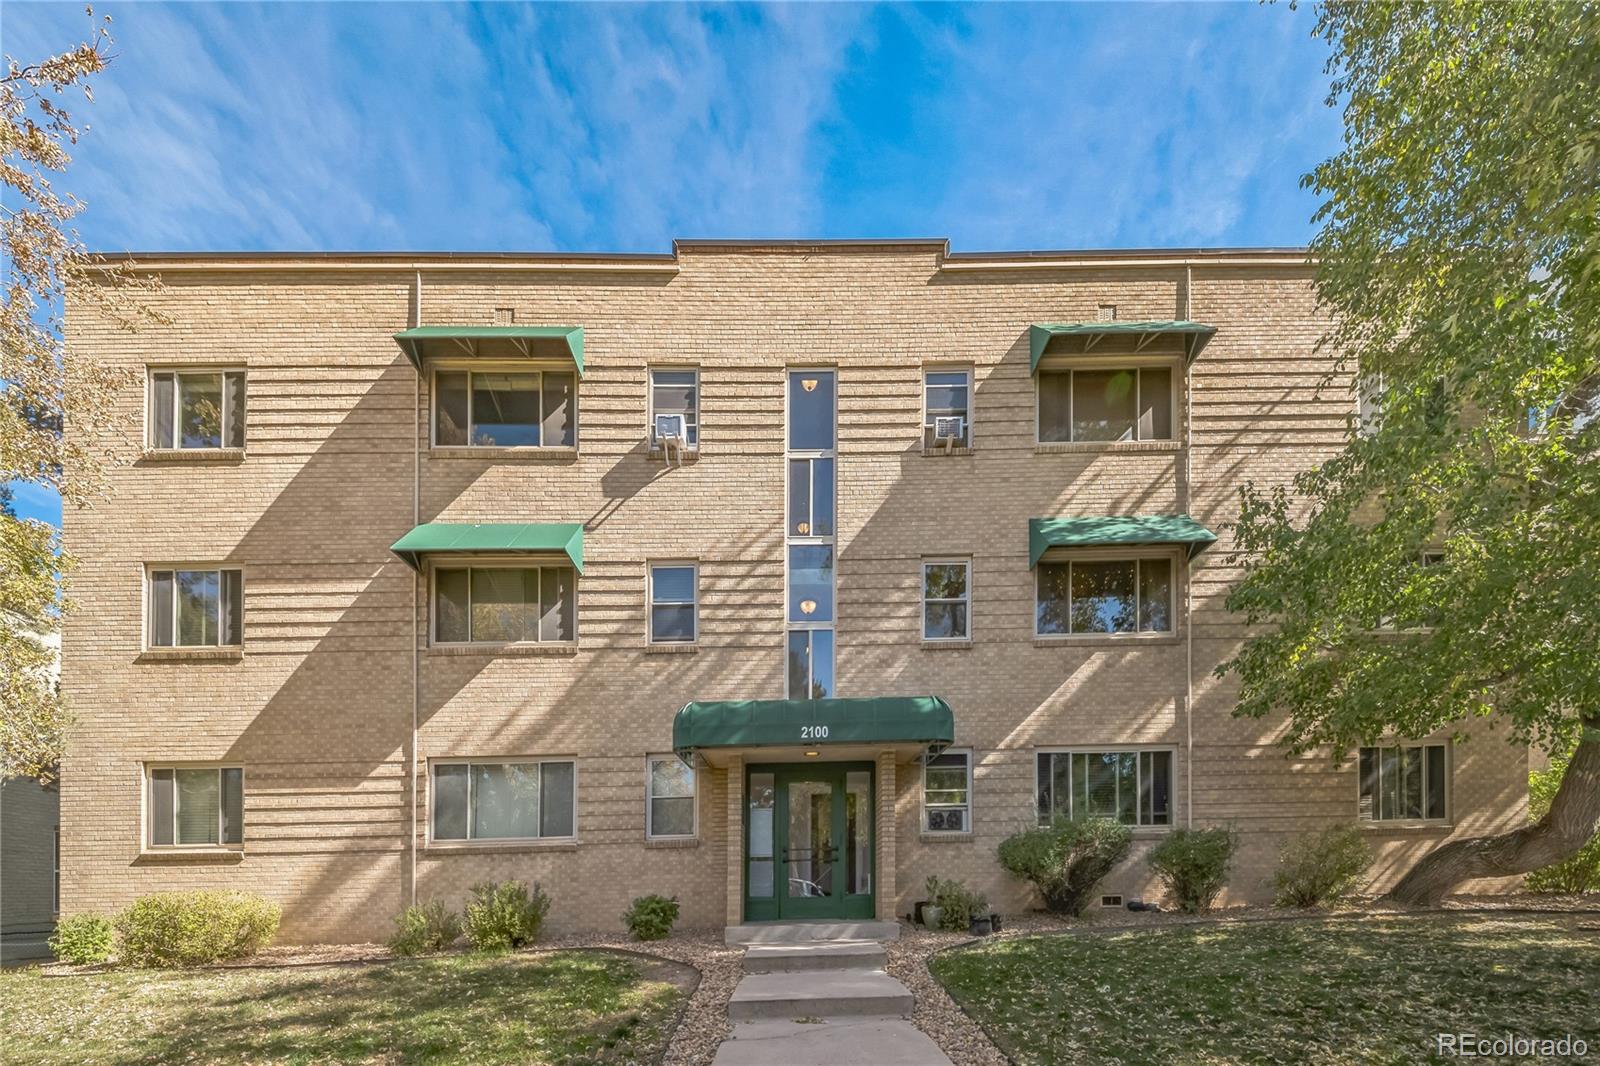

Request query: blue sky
[{"left": 7, "top": 1, "right": 1341, "bottom": 526}]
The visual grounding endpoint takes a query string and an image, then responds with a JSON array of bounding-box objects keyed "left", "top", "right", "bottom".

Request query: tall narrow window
[
  {"left": 433, "top": 369, "right": 577, "bottom": 447},
  {"left": 433, "top": 565, "right": 576, "bottom": 644},
  {"left": 923, "top": 369, "right": 971, "bottom": 448},
  {"left": 923, "top": 750, "right": 972, "bottom": 832},
  {"left": 922, "top": 560, "right": 970, "bottom": 641},
  {"left": 1358, "top": 743, "right": 1447, "bottom": 821},
  {"left": 1035, "top": 558, "right": 1173, "bottom": 636},
  {"left": 648, "top": 563, "right": 697, "bottom": 644},
  {"left": 787, "top": 370, "right": 836, "bottom": 699},
  {"left": 147, "top": 767, "right": 243, "bottom": 847},
  {"left": 432, "top": 759, "right": 576, "bottom": 842},
  {"left": 649, "top": 369, "right": 699, "bottom": 447},
  {"left": 148, "top": 568, "right": 242, "bottom": 647},
  {"left": 148, "top": 370, "right": 246, "bottom": 449},
  {"left": 1037, "top": 367, "right": 1174, "bottom": 443},
  {"left": 647, "top": 755, "right": 696, "bottom": 838}
]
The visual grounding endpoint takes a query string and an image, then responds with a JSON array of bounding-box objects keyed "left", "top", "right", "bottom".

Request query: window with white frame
[
  {"left": 923, "top": 369, "right": 971, "bottom": 448},
  {"left": 1357, "top": 370, "right": 1385, "bottom": 436},
  {"left": 1036, "top": 557, "right": 1172, "bottom": 635},
  {"left": 1036, "top": 749, "right": 1172, "bottom": 826},
  {"left": 922, "top": 559, "right": 970, "bottom": 641},
  {"left": 1359, "top": 743, "right": 1447, "bottom": 822},
  {"left": 646, "top": 755, "right": 696, "bottom": 838},
  {"left": 433, "top": 565, "right": 576, "bottom": 644},
  {"left": 1038, "top": 366, "right": 1174, "bottom": 443},
  {"left": 148, "top": 568, "right": 242, "bottom": 647},
  {"left": 434, "top": 368, "right": 576, "bottom": 447},
  {"left": 923, "top": 750, "right": 971, "bottom": 832},
  {"left": 148, "top": 369, "right": 246, "bottom": 450},
  {"left": 649, "top": 368, "right": 699, "bottom": 448},
  {"left": 432, "top": 759, "right": 576, "bottom": 841},
  {"left": 648, "top": 563, "right": 697, "bottom": 644},
  {"left": 147, "top": 766, "right": 243, "bottom": 847}
]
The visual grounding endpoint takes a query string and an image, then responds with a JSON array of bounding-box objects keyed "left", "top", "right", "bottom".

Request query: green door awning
[
  {"left": 674, "top": 697, "right": 954, "bottom": 756},
  {"left": 1029, "top": 321, "right": 1216, "bottom": 371},
  {"left": 390, "top": 522, "right": 585, "bottom": 572},
  {"left": 393, "top": 326, "right": 585, "bottom": 375},
  {"left": 1029, "top": 514, "right": 1218, "bottom": 566}
]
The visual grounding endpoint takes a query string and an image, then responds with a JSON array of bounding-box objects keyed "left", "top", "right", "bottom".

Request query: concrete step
[
  {"left": 727, "top": 969, "right": 914, "bottom": 1021},
  {"left": 712, "top": 1016, "right": 954, "bottom": 1065},
  {"left": 742, "top": 940, "right": 888, "bottom": 973},
  {"left": 724, "top": 919, "right": 901, "bottom": 945}
]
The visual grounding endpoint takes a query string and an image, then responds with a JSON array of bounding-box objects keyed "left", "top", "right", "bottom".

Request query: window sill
[
  {"left": 920, "top": 444, "right": 973, "bottom": 457},
  {"left": 919, "top": 832, "right": 974, "bottom": 844},
  {"left": 136, "top": 647, "right": 244, "bottom": 663},
  {"left": 424, "top": 839, "right": 578, "bottom": 854},
  {"left": 647, "top": 447, "right": 701, "bottom": 463},
  {"left": 645, "top": 642, "right": 699, "bottom": 655},
  {"left": 1032, "top": 633, "right": 1179, "bottom": 648},
  {"left": 139, "top": 448, "right": 246, "bottom": 463},
  {"left": 921, "top": 639, "right": 972, "bottom": 651},
  {"left": 1359, "top": 820, "right": 1453, "bottom": 832},
  {"left": 644, "top": 836, "right": 700, "bottom": 849},
  {"left": 1033, "top": 440, "right": 1181, "bottom": 454},
  {"left": 429, "top": 446, "right": 579, "bottom": 461},
  {"left": 135, "top": 847, "right": 244, "bottom": 863},
  {"left": 426, "top": 642, "right": 579, "bottom": 657}
]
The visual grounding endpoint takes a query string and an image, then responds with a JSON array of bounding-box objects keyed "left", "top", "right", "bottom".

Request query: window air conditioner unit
[
  {"left": 933, "top": 415, "right": 966, "bottom": 446},
  {"left": 655, "top": 414, "right": 687, "bottom": 445}
]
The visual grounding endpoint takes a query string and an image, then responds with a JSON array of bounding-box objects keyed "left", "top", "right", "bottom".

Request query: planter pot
[
  {"left": 969, "top": 917, "right": 993, "bottom": 936},
  {"left": 912, "top": 901, "right": 929, "bottom": 927},
  {"left": 922, "top": 905, "right": 943, "bottom": 931},
  {"left": 989, "top": 913, "right": 1004, "bottom": 933}
]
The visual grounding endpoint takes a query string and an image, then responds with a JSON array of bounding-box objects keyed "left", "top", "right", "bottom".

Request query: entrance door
[{"left": 744, "top": 763, "right": 874, "bottom": 921}]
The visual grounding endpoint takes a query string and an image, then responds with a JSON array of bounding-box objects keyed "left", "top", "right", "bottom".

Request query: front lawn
[
  {"left": 0, "top": 949, "right": 691, "bottom": 1064},
  {"left": 930, "top": 914, "right": 1600, "bottom": 1064}
]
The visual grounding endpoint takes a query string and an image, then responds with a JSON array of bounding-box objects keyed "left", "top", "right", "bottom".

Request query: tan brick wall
[{"left": 60, "top": 245, "right": 1528, "bottom": 941}]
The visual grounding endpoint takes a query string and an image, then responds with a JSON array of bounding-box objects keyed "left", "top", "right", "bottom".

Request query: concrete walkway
[{"left": 713, "top": 922, "right": 953, "bottom": 1066}]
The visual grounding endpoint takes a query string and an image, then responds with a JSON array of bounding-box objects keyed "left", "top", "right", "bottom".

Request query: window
[
  {"left": 786, "top": 629, "right": 835, "bottom": 700},
  {"left": 433, "top": 565, "right": 575, "bottom": 644},
  {"left": 148, "top": 369, "right": 246, "bottom": 449},
  {"left": 1036, "top": 750, "right": 1171, "bottom": 827},
  {"left": 649, "top": 563, "right": 697, "bottom": 644},
  {"left": 1357, "top": 370, "right": 1385, "bottom": 436},
  {"left": 647, "top": 755, "right": 696, "bottom": 838},
  {"left": 1359, "top": 743, "right": 1447, "bottom": 822},
  {"left": 649, "top": 369, "right": 699, "bottom": 447},
  {"left": 923, "top": 369, "right": 971, "bottom": 448},
  {"left": 1036, "top": 557, "right": 1172, "bottom": 635},
  {"left": 787, "top": 458, "right": 835, "bottom": 537},
  {"left": 147, "top": 767, "right": 243, "bottom": 847},
  {"left": 786, "top": 370, "right": 837, "bottom": 700},
  {"left": 923, "top": 560, "right": 970, "bottom": 641},
  {"left": 434, "top": 369, "right": 576, "bottom": 447},
  {"left": 923, "top": 750, "right": 971, "bottom": 832},
  {"left": 432, "top": 759, "right": 576, "bottom": 841},
  {"left": 1038, "top": 367, "right": 1173, "bottom": 443},
  {"left": 148, "top": 568, "right": 242, "bottom": 647}
]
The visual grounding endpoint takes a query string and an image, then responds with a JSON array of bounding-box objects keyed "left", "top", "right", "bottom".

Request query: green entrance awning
[
  {"left": 393, "top": 326, "right": 585, "bottom": 375},
  {"left": 674, "top": 697, "right": 954, "bottom": 757},
  {"left": 1029, "top": 320, "right": 1216, "bottom": 371},
  {"left": 1029, "top": 514, "right": 1218, "bottom": 566},
  {"left": 390, "top": 522, "right": 585, "bottom": 572}
]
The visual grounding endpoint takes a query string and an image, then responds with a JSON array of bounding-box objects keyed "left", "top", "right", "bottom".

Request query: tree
[{"left": 1221, "top": 3, "right": 1600, "bottom": 905}]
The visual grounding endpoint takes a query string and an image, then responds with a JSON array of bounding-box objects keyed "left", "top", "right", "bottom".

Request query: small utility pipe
[
  {"left": 409, "top": 269, "right": 422, "bottom": 907},
  {"left": 1184, "top": 264, "right": 1195, "bottom": 830}
]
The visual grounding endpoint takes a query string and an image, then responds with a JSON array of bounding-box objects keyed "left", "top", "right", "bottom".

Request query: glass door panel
[
  {"left": 785, "top": 780, "right": 835, "bottom": 899},
  {"left": 845, "top": 770, "right": 872, "bottom": 897}
]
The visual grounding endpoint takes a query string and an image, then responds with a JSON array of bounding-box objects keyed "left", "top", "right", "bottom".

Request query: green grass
[
  {"left": 0, "top": 950, "right": 690, "bottom": 1064},
  {"left": 930, "top": 914, "right": 1600, "bottom": 1065}
]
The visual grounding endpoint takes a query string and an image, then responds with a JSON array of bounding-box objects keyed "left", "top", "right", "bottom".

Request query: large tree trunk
[{"left": 1385, "top": 722, "right": 1600, "bottom": 906}]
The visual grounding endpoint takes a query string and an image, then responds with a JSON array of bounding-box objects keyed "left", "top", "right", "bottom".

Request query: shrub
[
  {"left": 49, "top": 913, "right": 115, "bottom": 965},
  {"left": 1525, "top": 749, "right": 1600, "bottom": 894},
  {"left": 463, "top": 880, "right": 550, "bottom": 951},
  {"left": 925, "top": 876, "right": 988, "bottom": 931},
  {"left": 1148, "top": 826, "right": 1239, "bottom": 914},
  {"left": 623, "top": 894, "right": 680, "bottom": 941},
  {"left": 388, "top": 900, "right": 461, "bottom": 956},
  {"left": 1273, "top": 824, "right": 1372, "bottom": 907},
  {"left": 115, "top": 890, "right": 281, "bottom": 967},
  {"left": 997, "top": 817, "right": 1133, "bottom": 917}
]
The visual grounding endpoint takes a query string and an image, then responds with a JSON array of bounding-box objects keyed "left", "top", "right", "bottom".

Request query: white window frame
[
  {"left": 648, "top": 366, "right": 700, "bottom": 449},
  {"left": 647, "top": 561, "right": 699, "bottom": 645},
  {"left": 1356, "top": 369, "right": 1385, "bottom": 437},
  {"left": 429, "top": 363, "right": 580, "bottom": 449},
  {"left": 645, "top": 754, "right": 698, "bottom": 840},
  {"left": 922, "top": 748, "right": 972, "bottom": 834},
  {"left": 429, "top": 560, "right": 579, "bottom": 646},
  {"left": 145, "top": 564, "right": 244, "bottom": 649},
  {"left": 1357, "top": 742, "right": 1450, "bottom": 825},
  {"left": 146, "top": 366, "right": 247, "bottom": 451},
  {"left": 923, "top": 366, "right": 973, "bottom": 447},
  {"left": 143, "top": 763, "right": 245, "bottom": 850},
  {"left": 1034, "top": 358, "right": 1180, "bottom": 444},
  {"left": 1035, "top": 746, "right": 1175, "bottom": 828},
  {"left": 1032, "top": 550, "right": 1177, "bottom": 638},
  {"left": 785, "top": 367, "right": 839, "bottom": 700},
  {"left": 428, "top": 757, "right": 579, "bottom": 843},
  {"left": 922, "top": 558, "right": 972, "bottom": 642}
]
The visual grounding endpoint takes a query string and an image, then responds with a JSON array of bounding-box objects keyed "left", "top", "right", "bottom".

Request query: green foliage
[
  {"left": 0, "top": 509, "right": 69, "bottom": 784},
  {"left": 924, "top": 876, "right": 987, "bottom": 931},
  {"left": 463, "top": 880, "right": 549, "bottom": 951},
  {"left": 48, "top": 913, "right": 114, "bottom": 965},
  {"left": 622, "top": 894, "right": 679, "bottom": 942},
  {"left": 1148, "top": 826, "right": 1238, "bottom": 914},
  {"left": 115, "top": 891, "right": 280, "bottom": 967},
  {"left": 1526, "top": 751, "right": 1600, "bottom": 894},
  {"left": 1273, "top": 824, "right": 1373, "bottom": 907},
  {"left": 997, "top": 817, "right": 1133, "bottom": 917},
  {"left": 388, "top": 900, "right": 461, "bottom": 956}
]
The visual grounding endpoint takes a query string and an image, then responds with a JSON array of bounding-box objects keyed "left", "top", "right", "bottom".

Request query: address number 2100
[{"left": 800, "top": 725, "right": 830, "bottom": 740}]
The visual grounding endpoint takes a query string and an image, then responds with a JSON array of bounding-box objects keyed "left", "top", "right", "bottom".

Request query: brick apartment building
[{"left": 60, "top": 240, "right": 1527, "bottom": 941}]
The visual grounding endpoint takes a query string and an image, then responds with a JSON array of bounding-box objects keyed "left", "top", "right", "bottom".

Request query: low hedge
[{"left": 115, "top": 890, "right": 281, "bottom": 967}]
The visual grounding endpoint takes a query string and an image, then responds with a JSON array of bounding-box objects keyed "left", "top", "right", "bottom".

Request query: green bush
[
  {"left": 463, "top": 880, "right": 550, "bottom": 951},
  {"left": 997, "top": 817, "right": 1133, "bottom": 917},
  {"left": 1274, "top": 824, "right": 1372, "bottom": 907},
  {"left": 623, "top": 894, "right": 680, "bottom": 941},
  {"left": 1526, "top": 749, "right": 1600, "bottom": 894},
  {"left": 115, "top": 890, "right": 281, "bottom": 967},
  {"left": 1148, "top": 826, "right": 1239, "bottom": 914},
  {"left": 925, "top": 876, "right": 988, "bottom": 931},
  {"left": 388, "top": 900, "right": 462, "bottom": 956},
  {"left": 49, "top": 913, "right": 115, "bottom": 965}
]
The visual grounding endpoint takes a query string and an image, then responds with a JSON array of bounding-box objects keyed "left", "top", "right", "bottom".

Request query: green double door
[{"left": 744, "top": 763, "right": 874, "bottom": 921}]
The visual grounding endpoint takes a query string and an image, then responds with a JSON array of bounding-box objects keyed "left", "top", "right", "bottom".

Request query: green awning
[
  {"left": 1029, "top": 515, "right": 1218, "bottom": 566},
  {"left": 393, "top": 326, "right": 585, "bottom": 375},
  {"left": 390, "top": 522, "right": 585, "bottom": 572},
  {"left": 673, "top": 697, "right": 954, "bottom": 756},
  {"left": 1029, "top": 321, "right": 1216, "bottom": 371}
]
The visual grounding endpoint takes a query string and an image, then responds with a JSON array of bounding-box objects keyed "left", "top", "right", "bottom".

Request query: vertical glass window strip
[
  {"left": 150, "top": 373, "right": 176, "bottom": 448},
  {"left": 149, "top": 570, "right": 175, "bottom": 647},
  {"left": 541, "top": 372, "right": 576, "bottom": 447},
  {"left": 223, "top": 372, "right": 247, "bottom": 448},
  {"left": 786, "top": 371, "right": 836, "bottom": 700},
  {"left": 435, "top": 372, "right": 470, "bottom": 445},
  {"left": 788, "top": 371, "right": 835, "bottom": 451},
  {"left": 787, "top": 546, "right": 835, "bottom": 623},
  {"left": 1138, "top": 367, "right": 1172, "bottom": 439},
  {"left": 149, "top": 768, "right": 175, "bottom": 846},
  {"left": 747, "top": 773, "right": 776, "bottom": 897}
]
